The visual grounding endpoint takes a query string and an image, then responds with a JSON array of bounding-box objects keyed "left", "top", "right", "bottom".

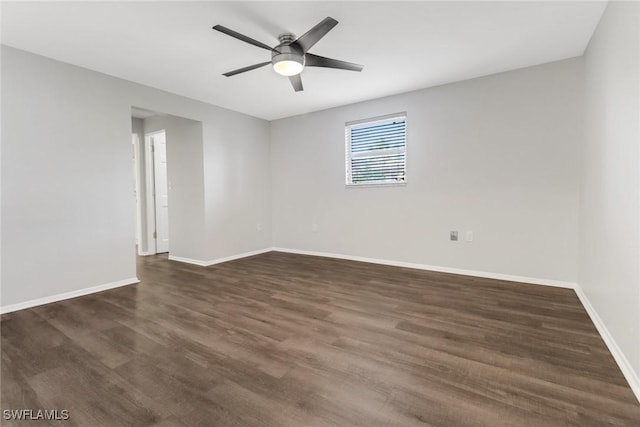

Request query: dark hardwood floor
[{"left": 2, "top": 252, "right": 640, "bottom": 426}]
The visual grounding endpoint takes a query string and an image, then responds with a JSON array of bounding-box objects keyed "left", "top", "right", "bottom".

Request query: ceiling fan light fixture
[
  {"left": 273, "top": 59, "right": 304, "bottom": 76},
  {"left": 214, "top": 19, "right": 363, "bottom": 91}
]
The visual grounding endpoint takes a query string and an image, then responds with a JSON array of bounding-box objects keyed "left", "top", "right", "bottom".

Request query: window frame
[{"left": 345, "top": 112, "right": 408, "bottom": 188}]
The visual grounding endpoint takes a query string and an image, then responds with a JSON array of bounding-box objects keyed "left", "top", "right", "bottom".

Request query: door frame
[
  {"left": 144, "top": 130, "right": 166, "bottom": 255},
  {"left": 132, "top": 134, "right": 143, "bottom": 254}
]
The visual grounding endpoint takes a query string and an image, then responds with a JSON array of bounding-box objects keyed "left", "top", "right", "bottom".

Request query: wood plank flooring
[{"left": 2, "top": 251, "right": 640, "bottom": 426}]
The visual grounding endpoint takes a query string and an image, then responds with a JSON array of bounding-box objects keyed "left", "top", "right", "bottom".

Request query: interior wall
[
  {"left": 579, "top": 0, "right": 640, "bottom": 380},
  {"left": 1, "top": 46, "right": 271, "bottom": 310},
  {"left": 144, "top": 115, "right": 207, "bottom": 261},
  {"left": 203, "top": 118, "right": 272, "bottom": 261},
  {"left": 271, "top": 58, "right": 584, "bottom": 283}
]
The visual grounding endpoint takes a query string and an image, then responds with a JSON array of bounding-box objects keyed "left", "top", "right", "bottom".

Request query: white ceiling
[{"left": 2, "top": 1, "right": 606, "bottom": 121}]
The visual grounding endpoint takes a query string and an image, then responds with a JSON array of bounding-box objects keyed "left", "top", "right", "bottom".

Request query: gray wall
[
  {"left": 271, "top": 58, "right": 584, "bottom": 283},
  {"left": 1, "top": 46, "right": 271, "bottom": 308},
  {"left": 203, "top": 115, "right": 272, "bottom": 260},
  {"left": 579, "top": 1, "right": 640, "bottom": 379}
]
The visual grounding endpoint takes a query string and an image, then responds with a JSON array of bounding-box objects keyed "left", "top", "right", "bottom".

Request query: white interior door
[{"left": 152, "top": 132, "right": 170, "bottom": 253}]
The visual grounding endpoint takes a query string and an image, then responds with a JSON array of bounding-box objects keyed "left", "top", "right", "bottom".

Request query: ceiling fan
[{"left": 212, "top": 17, "right": 364, "bottom": 92}]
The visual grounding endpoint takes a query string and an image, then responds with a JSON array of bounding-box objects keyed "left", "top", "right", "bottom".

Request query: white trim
[
  {"left": 132, "top": 133, "right": 142, "bottom": 248},
  {"left": 346, "top": 112, "right": 408, "bottom": 127},
  {"left": 0, "top": 277, "right": 139, "bottom": 315},
  {"left": 574, "top": 284, "right": 640, "bottom": 403},
  {"left": 168, "top": 248, "right": 272, "bottom": 267},
  {"left": 167, "top": 255, "right": 211, "bottom": 267},
  {"left": 144, "top": 133, "right": 158, "bottom": 254},
  {"left": 271, "top": 247, "right": 576, "bottom": 289}
]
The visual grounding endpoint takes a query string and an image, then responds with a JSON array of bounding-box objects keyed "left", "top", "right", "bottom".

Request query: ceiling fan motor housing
[{"left": 272, "top": 33, "right": 305, "bottom": 68}]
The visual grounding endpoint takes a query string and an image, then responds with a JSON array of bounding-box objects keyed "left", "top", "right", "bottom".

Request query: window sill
[{"left": 345, "top": 182, "right": 407, "bottom": 189}]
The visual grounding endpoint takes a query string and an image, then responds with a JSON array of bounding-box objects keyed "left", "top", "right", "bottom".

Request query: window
[{"left": 345, "top": 113, "right": 407, "bottom": 186}]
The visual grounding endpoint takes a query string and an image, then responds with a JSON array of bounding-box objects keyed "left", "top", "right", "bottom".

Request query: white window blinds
[{"left": 345, "top": 114, "right": 407, "bottom": 186}]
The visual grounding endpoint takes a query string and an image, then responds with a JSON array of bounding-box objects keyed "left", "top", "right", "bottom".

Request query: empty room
[{"left": 1, "top": 1, "right": 639, "bottom": 425}]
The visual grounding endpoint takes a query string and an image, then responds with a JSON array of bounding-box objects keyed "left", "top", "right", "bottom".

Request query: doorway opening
[
  {"left": 131, "top": 107, "right": 170, "bottom": 257},
  {"left": 131, "top": 107, "right": 205, "bottom": 270}
]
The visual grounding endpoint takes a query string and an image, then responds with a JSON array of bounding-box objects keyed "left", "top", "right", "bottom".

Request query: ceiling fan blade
[
  {"left": 289, "top": 74, "right": 303, "bottom": 92},
  {"left": 223, "top": 61, "right": 271, "bottom": 77},
  {"left": 293, "top": 17, "right": 338, "bottom": 53},
  {"left": 213, "top": 25, "right": 273, "bottom": 51},
  {"left": 305, "top": 53, "right": 363, "bottom": 72}
]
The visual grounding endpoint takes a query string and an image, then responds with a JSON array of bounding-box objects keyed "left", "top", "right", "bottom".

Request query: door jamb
[
  {"left": 132, "top": 134, "right": 143, "bottom": 254},
  {"left": 144, "top": 130, "right": 165, "bottom": 255}
]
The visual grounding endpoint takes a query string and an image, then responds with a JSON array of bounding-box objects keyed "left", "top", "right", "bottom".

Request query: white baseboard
[
  {"left": 168, "top": 248, "right": 273, "bottom": 267},
  {"left": 574, "top": 284, "right": 640, "bottom": 403},
  {"left": 271, "top": 247, "right": 576, "bottom": 289},
  {"left": 167, "top": 255, "right": 211, "bottom": 267},
  {"left": 0, "top": 277, "right": 139, "bottom": 315}
]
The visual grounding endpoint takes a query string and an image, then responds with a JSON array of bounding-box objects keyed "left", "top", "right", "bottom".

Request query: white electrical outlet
[
  {"left": 312, "top": 223, "right": 318, "bottom": 232},
  {"left": 450, "top": 231, "right": 458, "bottom": 241},
  {"left": 465, "top": 231, "right": 473, "bottom": 242},
  {"left": 256, "top": 223, "right": 263, "bottom": 232}
]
